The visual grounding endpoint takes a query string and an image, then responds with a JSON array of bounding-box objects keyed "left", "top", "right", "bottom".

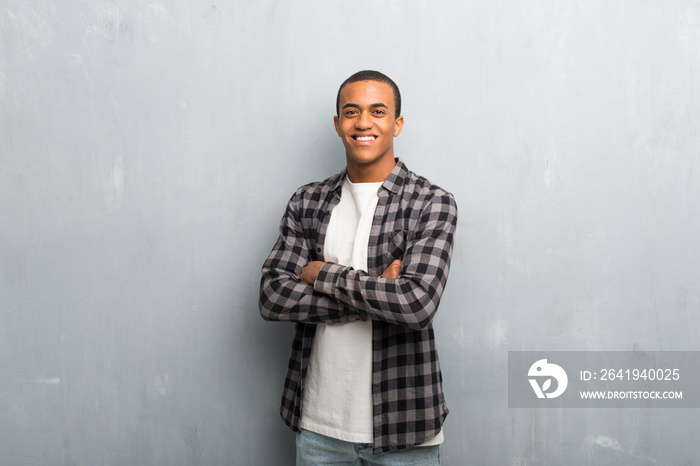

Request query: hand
[
  {"left": 300, "top": 261, "right": 325, "bottom": 285},
  {"left": 381, "top": 259, "right": 402, "bottom": 279}
]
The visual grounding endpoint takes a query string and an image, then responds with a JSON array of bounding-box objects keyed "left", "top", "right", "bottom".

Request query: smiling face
[{"left": 334, "top": 80, "right": 404, "bottom": 182}]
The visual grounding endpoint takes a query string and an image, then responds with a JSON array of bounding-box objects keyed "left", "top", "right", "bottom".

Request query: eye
[{"left": 345, "top": 109, "right": 358, "bottom": 116}]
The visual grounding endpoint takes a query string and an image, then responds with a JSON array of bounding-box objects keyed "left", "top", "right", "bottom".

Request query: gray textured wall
[{"left": 2, "top": 1, "right": 699, "bottom": 464}]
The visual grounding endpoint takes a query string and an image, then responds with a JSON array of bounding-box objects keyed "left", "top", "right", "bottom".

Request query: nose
[{"left": 355, "top": 111, "right": 373, "bottom": 130}]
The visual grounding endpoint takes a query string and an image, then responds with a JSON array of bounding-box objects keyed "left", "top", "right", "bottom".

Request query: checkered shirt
[{"left": 259, "top": 159, "right": 457, "bottom": 453}]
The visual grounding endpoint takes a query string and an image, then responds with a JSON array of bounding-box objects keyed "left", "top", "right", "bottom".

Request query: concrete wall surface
[{"left": 2, "top": 1, "right": 699, "bottom": 464}]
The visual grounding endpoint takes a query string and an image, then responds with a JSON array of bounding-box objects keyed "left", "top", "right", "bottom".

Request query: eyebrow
[{"left": 342, "top": 103, "right": 389, "bottom": 110}]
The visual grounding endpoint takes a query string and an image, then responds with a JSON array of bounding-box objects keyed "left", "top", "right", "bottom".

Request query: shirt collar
[{"left": 381, "top": 158, "right": 408, "bottom": 194}]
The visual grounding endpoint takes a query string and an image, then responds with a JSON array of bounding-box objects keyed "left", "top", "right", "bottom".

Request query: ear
[
  {"left": 333, "top": 115, "right": 341, "bottom": 136},
  {"left": 393, "top": 115, "right": 404, "bottom": 137}
]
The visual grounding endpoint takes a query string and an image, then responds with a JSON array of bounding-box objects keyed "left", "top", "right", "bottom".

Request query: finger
[
  {"left": 382, "top": 260, "right": 402, "bottom": 279},
  {"left": 299, "top": 265, "right": 310, "bottom": 283}
]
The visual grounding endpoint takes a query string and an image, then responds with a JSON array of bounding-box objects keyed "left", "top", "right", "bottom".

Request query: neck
[{"left": 345, "top": 155, "right": 396, "bottom": 183}]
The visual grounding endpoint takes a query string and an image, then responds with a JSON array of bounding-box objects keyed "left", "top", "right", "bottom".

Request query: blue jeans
[{"left": 296, "top": 429, "right": 441, "bottom": 466}]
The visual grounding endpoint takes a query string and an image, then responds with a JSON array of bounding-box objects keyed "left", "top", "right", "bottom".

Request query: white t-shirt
[
  {"left": 300, "top": 176, "right": 443, "bottom": 446},
  {"left": 300, "top": 177, "right": 379, "bottom": 442}
]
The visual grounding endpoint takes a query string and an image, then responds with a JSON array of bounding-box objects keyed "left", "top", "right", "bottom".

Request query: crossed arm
[{"left": 259, "top": 190, "right": 457, "bottom": 330}]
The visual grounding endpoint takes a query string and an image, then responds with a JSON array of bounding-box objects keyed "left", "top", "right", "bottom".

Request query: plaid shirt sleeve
[
  {"left": 259, "top": 185, "right": 362, "bottom": 324},
  {"left": 314, "top": 190, "right": 457, "bottom": 330}
]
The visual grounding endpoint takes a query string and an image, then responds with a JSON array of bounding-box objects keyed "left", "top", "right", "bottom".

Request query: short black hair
[{"left": 336, "top": 70, "right": 401, "bottom": 119}]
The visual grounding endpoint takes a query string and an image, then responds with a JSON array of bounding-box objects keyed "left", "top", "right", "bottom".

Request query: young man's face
[{"left": 334, "top": 80, "right": 404, "bottom": 172}]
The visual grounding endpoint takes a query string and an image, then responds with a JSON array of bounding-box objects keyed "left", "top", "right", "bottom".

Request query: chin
[
  {"left": 350, "top": 155, "right": 384, "bottom": 165},
  {"left": 347, "top": 148, "right": 390, "bottom": 162}
]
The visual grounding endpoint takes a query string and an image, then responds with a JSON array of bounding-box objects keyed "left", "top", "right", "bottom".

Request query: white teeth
[{"left": 356, "top": 136, "right": 375, "bottom": 141}]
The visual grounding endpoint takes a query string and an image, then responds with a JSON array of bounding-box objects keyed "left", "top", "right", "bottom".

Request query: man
[{"left": 259, "top": 70, "right": 457, "bottom": 465}]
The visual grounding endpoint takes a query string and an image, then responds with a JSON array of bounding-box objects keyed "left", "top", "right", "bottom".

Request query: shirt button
[{"left": 316, "top": 247, "right": 322, "bottom": 253}]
